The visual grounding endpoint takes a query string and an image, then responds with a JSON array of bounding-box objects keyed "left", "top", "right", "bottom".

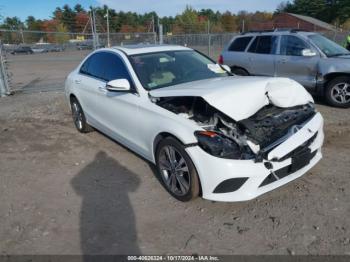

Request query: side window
[
  {"left": 103, "top": 53, "right": 131, "bottom": 82},
  {"left": 248, "top": 37, "right": 258, "bottom": 53},
  {"left": 80, "top": 58, "right": 91, "bottom": 75},
  {"left": 86, "top": 53, "right": 105, "bottom": 79},
  {"left": 248, "top": 35, "right": 278, "bottom": 54},
  {"left": 280, "top": 35, "right": 309, "bottom": 56},
  {"left": 229, "top": 37, "right": 253, "bottom": 52}
]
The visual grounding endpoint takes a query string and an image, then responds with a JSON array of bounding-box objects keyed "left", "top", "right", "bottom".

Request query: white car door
[
  {"left": 76, "top": 51, "right": 142, "bottom": 152},
  {"left": 73, "top": 53, "right": 106, "bottom": 125},
  {"left": 95, "top": 52, "right": 142, "bottom": 152}
]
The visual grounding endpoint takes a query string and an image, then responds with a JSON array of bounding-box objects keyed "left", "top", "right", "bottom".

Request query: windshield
[
  {"left": 309, "top": 34, "right": 350, "bottom": 57},
  {"left": 129, "top": 50, "right": 230, "bottom": 90}
]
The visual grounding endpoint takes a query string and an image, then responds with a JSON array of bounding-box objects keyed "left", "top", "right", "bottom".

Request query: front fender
[
  {"left": 139, "top": 103, "right": 200, "bottom": 163},
  {"left": 319, "top": 58, "right": 350, "bottom": 76}
]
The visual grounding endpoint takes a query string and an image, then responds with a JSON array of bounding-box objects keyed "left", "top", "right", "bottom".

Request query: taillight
[{"left": 218, "top": 55, "right": 224, "bottom": 65}]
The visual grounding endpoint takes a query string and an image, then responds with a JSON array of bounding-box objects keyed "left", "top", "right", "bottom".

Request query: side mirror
[
  {"left": 302, "top": 49, "right": 317, "bottom": 57},
  {"left": 106, "top": 79, "right": 131, "bottom": 92},
  {"left": 221, "top": 64, "right": 231, "bottom": 73}
]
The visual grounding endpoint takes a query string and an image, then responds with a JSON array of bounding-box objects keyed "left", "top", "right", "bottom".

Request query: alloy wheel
[
  {"left": 158, "top": 145, "right": 191, "bottom": 196},
  {"left": 71, "top": 102, "right": 83, "bottom": 130},
  {"left": 331, "top": 82, "right": 350, "bottom": 104}
]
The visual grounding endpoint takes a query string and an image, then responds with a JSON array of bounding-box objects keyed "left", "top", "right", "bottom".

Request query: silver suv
[{"left": 220, "top": 30, "right": 350, "bottom": 108}]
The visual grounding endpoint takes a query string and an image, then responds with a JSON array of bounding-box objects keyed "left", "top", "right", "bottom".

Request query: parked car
[
  {"left": 32, "top": 47, "right": 48, "bottom": 53},
  {"left": 10, "top": 46, "right": 34, "bottom": 55},
  {"left": 48, "top": 45, "right": 65, "bottom": 52},
  {"left": 220, "top": 30, "right": 350, "bottom": 108},
  {"left": 33, "top": 44, "right": 64, "bottom": 53},
  {"left": 77, "top": 41, "right": 104, "bottom": 50},
  {"left": 76, "top": 42, "right": 93, "bottom": 50},
  {"left": 65, "top": 45, "right": 324, "bottom": 202}
]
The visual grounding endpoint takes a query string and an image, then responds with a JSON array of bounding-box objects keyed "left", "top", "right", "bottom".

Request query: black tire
[
  {"left": 155, "top": 137, "right": 200, "bottom": 202},
  {"left": 325, "top": 76, "right": 350, "bottom": 108},
  {"left": 232, "top": 67, "right": 249, "bottom": 76},
  {"left": 70, "top": 97, "right": 94, "bottom": 133}
]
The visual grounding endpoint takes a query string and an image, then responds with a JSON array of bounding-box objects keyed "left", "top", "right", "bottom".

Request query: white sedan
[{"left": 65, "top": 45, "right": 324, "bottom": 202}]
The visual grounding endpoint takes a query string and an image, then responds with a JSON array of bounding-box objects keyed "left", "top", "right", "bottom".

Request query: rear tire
[
  {"left": 70, "top": 98, "right": 94, "bottom": 133},
  {"left": 155, "top": 137, "right": 200, "bottom": 202},
  {"left": 231, "top": 67, "right": 249, "bottom": 76},
  {"left": 325, "top": 76, "right": 350, "bottom": 108}
]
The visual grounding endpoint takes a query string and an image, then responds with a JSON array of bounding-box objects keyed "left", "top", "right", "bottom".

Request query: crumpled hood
[{"left": 150, "top": 76, "right": 314, "bottom": 121}]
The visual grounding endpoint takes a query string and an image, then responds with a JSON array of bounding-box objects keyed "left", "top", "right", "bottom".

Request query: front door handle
[
  {"left": 75, "top": 79, "right": 82, "bottom": 84},
  {"left": 98, "top": 86, "right": 107, "bottom": 92},
  {"left": 280, "top": 58, "right": 288, "bottom": 63}
]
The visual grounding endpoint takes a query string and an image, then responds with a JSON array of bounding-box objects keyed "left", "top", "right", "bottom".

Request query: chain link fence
[
  {"left": 0, "top": 29, "right": 156, "bottom": 51},
  {"left": 0, "top": 30, "right": 158, "bottom": 94},
  {"left": 163, "top": 33, "right": 238, "bottom": 59},
  {"left": 0, "top": 28, "right": 349, "bottom": 95},
  {"left": 0, "top": 30, "right": 236, "bottom": 95}
]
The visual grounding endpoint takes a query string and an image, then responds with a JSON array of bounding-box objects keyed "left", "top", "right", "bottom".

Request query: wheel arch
[
  {"left": 69, "top": 93, "right": 77, "bottom": 102},
  {"left": 230, "top": 66, "right": 250, "bottom": 75},
  {"left": 153, "top": 132, "right": 186, "bottom": 160},
  {"left": 323, "top": 73, "right": 350, "bottom": 107},
  {"left": 152, "top": 132, "right": 203, "bottom": 197},
  {"left": 323, "top": 72, "right": 350, "bottom": 93}
]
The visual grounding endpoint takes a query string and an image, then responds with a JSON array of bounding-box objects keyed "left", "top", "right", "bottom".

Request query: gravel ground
[{"left": 0, "top": 51, "right": 350, "bottom": 255}]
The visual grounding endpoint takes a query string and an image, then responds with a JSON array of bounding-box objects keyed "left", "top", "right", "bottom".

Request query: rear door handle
[{"left": 75, "top": 79, "right": 81, "bottom": 84}]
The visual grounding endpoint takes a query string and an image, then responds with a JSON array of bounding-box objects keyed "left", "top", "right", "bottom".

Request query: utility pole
[
  {"left": 92, "top": 9, "right": 99, "bottom": 48},
  {"left": 159, "top": 24, "right": 163, "bottom": 44},
  {"left": 152, "top": 15, "right": 156, "bottom": 44},
  {"left": 0, "top": 43, "right": 10, "bottom": 97},
  {"left": 20, "top": 29, "right": 25, "bottom": 44},
  {"left": 105, "top": 8, "right": 110, "bottom": 47},
  {"left": 90, "top": 12, "right": 95, "bottom": 49},
  {"left": 157, "top": 16, "right": 163, "bottom": 44},
  {"left": 90, "top": 8, "right": 99, "bottom": 49},
  {"left": 207, "top": 20, "right": 211, "bottom": 57}
]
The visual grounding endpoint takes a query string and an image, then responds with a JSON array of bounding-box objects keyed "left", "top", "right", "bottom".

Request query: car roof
[
  {"left": 112, "top": 44, "right": 192, "bottom": 55},
  {"left": 239, "top": 30, "right": 317, "bottom": 37}
]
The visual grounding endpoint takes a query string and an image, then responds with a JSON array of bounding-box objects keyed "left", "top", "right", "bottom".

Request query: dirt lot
[{"left": 0, "top": 51, "right": 350, "bottom": 255}]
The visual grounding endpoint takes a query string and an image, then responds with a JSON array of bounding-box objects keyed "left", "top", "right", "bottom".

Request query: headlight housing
[{"left": 194, "top": 131, "right": 242, "bottom": 159}]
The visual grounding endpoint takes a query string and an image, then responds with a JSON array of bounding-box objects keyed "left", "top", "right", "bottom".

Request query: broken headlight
[{"left": 194, "top": 131, "right": 242, "bottom": 159}]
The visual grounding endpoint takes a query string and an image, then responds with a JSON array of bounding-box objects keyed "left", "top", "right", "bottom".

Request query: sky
[{"left": 0, "top": 0, "right": 282, "bottom": 21}]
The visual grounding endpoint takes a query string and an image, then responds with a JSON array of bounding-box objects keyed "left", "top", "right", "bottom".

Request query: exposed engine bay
[{"left": 153, "top": 96, "right": 316, "bottom": 161}]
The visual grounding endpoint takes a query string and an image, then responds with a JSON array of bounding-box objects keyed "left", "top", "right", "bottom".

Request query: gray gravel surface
[{"left": 0, "top": 51, "right": 349, "bottom": 255}]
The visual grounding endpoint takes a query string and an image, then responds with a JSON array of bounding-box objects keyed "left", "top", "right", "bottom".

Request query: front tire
[
  {"left": 70, "top": 98, "right": 94, "bottom": 133},
  {"left": 325, "top": 76, "right": 350, "bottom": 108},
  {"left": 155, "top": 137, "right": 200, "bottom": 202}
]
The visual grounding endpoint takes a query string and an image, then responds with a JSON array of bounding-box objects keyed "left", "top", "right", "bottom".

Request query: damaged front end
[{"left": 152, "top": 95, "right": 316, "bottom": 162}]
